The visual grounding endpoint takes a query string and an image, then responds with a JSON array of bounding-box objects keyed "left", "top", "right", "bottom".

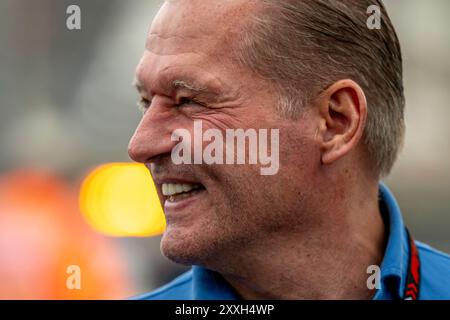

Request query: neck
[{"left": 213, "top": 181, "right": 386, "bottom": 300}]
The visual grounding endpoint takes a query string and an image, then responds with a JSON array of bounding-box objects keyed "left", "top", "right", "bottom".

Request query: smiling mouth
[{"left": 162, "top": 183, "right": 206, "bottom": 203}]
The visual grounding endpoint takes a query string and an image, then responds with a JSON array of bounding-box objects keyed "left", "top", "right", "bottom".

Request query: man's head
[{"left": 128, "top": 0, "right": 404, "bottom": 268}]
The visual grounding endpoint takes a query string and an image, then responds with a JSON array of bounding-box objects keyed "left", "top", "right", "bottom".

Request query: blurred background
[{"left": 0, "top": 0, "right": 449, "bottom": 299}]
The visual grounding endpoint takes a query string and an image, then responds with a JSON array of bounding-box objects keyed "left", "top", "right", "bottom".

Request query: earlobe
[{"left": 318, "top": 80, "right": 367, "bottom": 166}]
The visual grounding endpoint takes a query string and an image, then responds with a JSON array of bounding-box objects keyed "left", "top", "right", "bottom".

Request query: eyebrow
[
  {"left": 172, "top": 79, "right": 209, "bottom": 94},
  {"left": 133, "top": 78, "right": 146, "bottom": 95}
]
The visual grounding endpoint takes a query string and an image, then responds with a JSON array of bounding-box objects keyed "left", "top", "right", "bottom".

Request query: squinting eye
[
  {"left": 137, "top": 97, "right": 151, "bottom": 113},
  {"left": 176, "top": 97, "right": 199, "bottom": 108}
]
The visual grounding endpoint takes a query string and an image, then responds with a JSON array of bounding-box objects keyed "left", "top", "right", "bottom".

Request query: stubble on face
[{"left": 139, "top": 0, "right": 321, "bottom": 269}]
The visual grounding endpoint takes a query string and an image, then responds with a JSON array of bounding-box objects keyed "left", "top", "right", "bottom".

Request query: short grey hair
[{"left": 235, "top": 0, "right": 405, "bottom": 177}]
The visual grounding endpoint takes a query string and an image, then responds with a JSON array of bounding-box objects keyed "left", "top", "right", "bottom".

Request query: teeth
[{"left": 162, "top": 183, "right": 201, "bottom": 196}]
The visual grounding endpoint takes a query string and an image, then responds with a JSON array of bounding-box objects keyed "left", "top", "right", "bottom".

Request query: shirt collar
[
  {"left": 192, "top": 265, "right": 239, "bottom": 299},
  {"left": 374, "top": 182, "right": 410, "bottom": 299},
  {"left": 191, "top": 183, "right": 409, "bottom": 300}
]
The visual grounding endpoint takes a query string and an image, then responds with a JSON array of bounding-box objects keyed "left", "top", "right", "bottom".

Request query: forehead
[
  {"left": 136, "top": 0, "right": 260, "bottom": 94},
  {"left": 150, "top": 0, "right": 258, "bottom": 47}
]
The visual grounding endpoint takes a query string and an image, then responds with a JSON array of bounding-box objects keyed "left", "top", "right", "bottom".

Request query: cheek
[
  {"left": 199, "top": 130, "right": 318, "bottom": 201},
  {"left": 282, "top": 136, "right": 317, "bottom": 168},
  {"left": 279, "top": 117, "right": 320, "bottom": 170},
  {"left": 200, "top": 163, "right": 262, "bottom": 218},
  {"left": 204, "top": 164, "right": 258, "bottom": 197},
  {"left": 250, "top": 125, "right": 319, "bottom": 201}
]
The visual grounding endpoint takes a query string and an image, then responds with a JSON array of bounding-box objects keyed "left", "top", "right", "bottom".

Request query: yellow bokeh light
[{"left": 79, "top": 163, "right": 166, "bottom": 237}]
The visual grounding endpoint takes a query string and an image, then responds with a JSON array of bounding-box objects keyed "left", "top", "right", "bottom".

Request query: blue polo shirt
[{"left": 135, "top": 183, "right": 450, "bottom": 300}]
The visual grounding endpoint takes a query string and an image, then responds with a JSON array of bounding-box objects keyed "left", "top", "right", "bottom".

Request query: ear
[{"left": 316, "top": 80, "right": 367, "bottom": 166}]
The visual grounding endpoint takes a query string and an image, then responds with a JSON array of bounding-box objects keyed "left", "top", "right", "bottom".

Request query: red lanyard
[{"left": 404, "top": 229, "right": 421, "bottom": 300}]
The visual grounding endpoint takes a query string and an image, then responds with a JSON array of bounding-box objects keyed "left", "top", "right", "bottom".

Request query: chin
[
  {"left": 160, "top": 224, "right": 215, "bottom": 266},
  {"left": 159, "top": 212, "right": 258, "bottom": 268}
]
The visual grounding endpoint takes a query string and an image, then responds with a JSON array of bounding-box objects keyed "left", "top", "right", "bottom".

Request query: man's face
[{"left": 129, "top": 0, "right": 321, "bottom": 266}]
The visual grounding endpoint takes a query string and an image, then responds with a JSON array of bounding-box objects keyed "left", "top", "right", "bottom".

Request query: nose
[{"left": 128, "top": 103, "right": 175, "bottom": 163}]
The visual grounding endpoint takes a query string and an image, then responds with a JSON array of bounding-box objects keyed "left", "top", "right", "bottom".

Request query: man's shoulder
[
  {"left": 417, "top": 241, "right": 450, "bottom": 271},
  {"left": 416, "top": 241, "right": 450, "bottom": 299},
  {"left": 132, "top": 269, "right": 194, "bottom": 300}
]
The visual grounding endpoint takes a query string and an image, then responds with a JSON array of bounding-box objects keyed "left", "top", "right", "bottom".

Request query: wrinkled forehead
[{"left": 147, "top": 0, "right": 259, "bottom": 55}]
